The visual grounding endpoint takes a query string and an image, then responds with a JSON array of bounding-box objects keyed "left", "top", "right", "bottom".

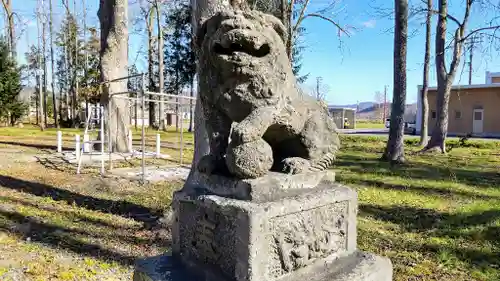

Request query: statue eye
[{"left": 196, "top": 21, "right": 209, "bottom": 49}]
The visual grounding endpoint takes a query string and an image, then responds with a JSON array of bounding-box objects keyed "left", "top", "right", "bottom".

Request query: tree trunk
[
  {"left": 419, "top": 0, "right": 432, "bottom": 146},
  {"left": 382, "top": 0, "right": 408, "bottom": 163},
  {"left": 1, "top": 0, "right": 15, "bottom": 58},
  {"left": 36, "top": 3, "right": 45, "bottom": 131},
  {"left": 59, "top": 82, "right": 64, "bottom": 125},
  {"left": 63, "top": 30, "right": 68, "bottom": 122},
  {"left": 175, "top": 68, "right": 179, "bottom": 132},
  {"left": 285, "top": 0, "right": 293, "bottom": 58},
  {"left": 35, "top": 87, "right": 40, "bottom": 124},
  {"left": 184, "top": 0, "right": 229, "bottom": 186},
  {"left": 83, "top": 0, "right": 88, "bottom": 119},
  {"left": 188, "top": 76, "right": 195, "bottom": 132},
  {"left": 73, "top": 0, "right": 79, "bottom": 127},
  {"left": 155, "top": 0, "right": 166, "bottom": 131},
  {"left": 98, "top": 0, "right": 130, "bottom": 153},
  {"left": 147, "top": 8, "right": 156, "bottom": 129},
  {"left": 280, "top": 0, "right": 287, "bottom": 24},
  {"left": 426, "top": 0, "right": 450, "bottom": 153},
  {"left": 85, "top": 100, "right": 89, "bottom": 125},
  {"left": 135, "top": 96, "right": 138, "bottom": 130},
  {"left": 42, "top": 18, "right": 48, "bottom": 127},
  {"left": 49, "top": 0, "right": 59, "bottom": 128},
  {"left": 425, "top": 0, "right": 469, "bottom": 153}
]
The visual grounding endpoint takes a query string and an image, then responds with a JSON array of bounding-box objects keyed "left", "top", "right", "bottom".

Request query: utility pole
[
  {"left": 466, "top": 35, "right": 483, "bottom": 85},
  {"left": 468, "top": 37, "right": 475, "bottom": 85},
  {"left": 316, "top": 77, "right": 321, "bottom": 100}
]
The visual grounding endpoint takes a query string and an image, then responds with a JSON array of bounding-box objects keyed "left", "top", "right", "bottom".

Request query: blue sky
[{"left": 8, "top": 0, "right": 500, "bottom": 105}]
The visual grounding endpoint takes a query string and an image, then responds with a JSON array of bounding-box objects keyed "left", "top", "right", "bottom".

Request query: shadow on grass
[
  {"left": 0, "top": 140, "right": 73, "bottom": 152},
  {"left": 343, "top": 178, "right": 499, "bottom": 201},
  {"left": 1, "top": 195, "right": 136, "bottom": 231},
  {"left": 0, "top": 175, "right": 162, "bottom": 226},
  {"left": 360, "top": 203, "right": 500, "bottom": 244},
  {"left": 34, "top": 156, "right": 69, "bottom": 172},
  {"left": 359, "top": 203, "right": 500, "bottom": 278},
  {"left": 0, "top": 208, "right": 160, "bottom": 266},
  {"left": 336, "top": 153, "right": 500, "bottom": 189},
  {"left": 359, "top": 226, "right": 500, "bottom": 278}
]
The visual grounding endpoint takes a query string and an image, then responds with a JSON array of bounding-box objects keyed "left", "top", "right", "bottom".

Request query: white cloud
[{"left": 361, "top": 19, "right": 376, "bottom": 28}]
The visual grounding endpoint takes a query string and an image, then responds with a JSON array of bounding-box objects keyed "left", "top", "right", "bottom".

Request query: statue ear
[
  {"left": 262, "top": 14, "right": 287, "bottom": 43},
  {"left": 195, "top": 13, "right": 225, "bottom": 50},
  {"left": 195, "top": 18, "right": 209, "bottom": 50}
]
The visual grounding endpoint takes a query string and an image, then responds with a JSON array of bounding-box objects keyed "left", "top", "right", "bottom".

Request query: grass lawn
[
  {"left": 0, "top": 127, "right": 499, "bottom": 280},
  {"left": 356, "top": 120, "right": 386, "bottom": 129},
  {"left": 339, "top": 135, "right": 500, "bottom": 281}
]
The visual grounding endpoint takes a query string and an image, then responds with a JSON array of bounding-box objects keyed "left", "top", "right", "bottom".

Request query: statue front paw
[{"left": 231, "top": 125, "right": 259, "bottom": 144}]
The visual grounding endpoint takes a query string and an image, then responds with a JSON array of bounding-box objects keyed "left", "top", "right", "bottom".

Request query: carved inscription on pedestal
[
  {"left": 267, "top": 201, "right": 349, "bottom": 279},
  {"left": 178, "top": 202, "right": 237, "bottom": 279},
  {"left": 191, "top": 210, "right": 220, "bottom": 262}
]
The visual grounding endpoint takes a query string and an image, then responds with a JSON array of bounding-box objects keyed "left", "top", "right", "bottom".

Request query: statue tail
[{"left": 309, "top": 152, "right": 336, "bottom": 172}]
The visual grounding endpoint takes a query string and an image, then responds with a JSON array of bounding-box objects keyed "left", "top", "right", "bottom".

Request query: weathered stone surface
[
  {"left": 133, "top": 251, "right": 392, "bottom": 281},
  {"left": 134, "top": 4, "right": 393, "bottom": 281},
  {"left": 225, "top": 138, "right": 274, "bottom": 179},
  {"left": 172, "top": 182, "right": 358, "bottom": 281},
  {"left": 195, "top": 9, "right": 340, "bottom": 179},
  {"left": 179, "top": 170, "right": 336, "bottom": 202},
  {"left": 284, "top": 251, "right": 393, "bottom": 281}
]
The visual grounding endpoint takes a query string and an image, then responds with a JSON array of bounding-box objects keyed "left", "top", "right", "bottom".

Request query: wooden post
[
  {"left": 56, "top": 130, "right": 62, "bottom": 153},
  {"left": 75, "top": 134, "right": 80, "bottom": 160},
  {"left": 156, "top": 133, "right": 161, "bottom": 157}
]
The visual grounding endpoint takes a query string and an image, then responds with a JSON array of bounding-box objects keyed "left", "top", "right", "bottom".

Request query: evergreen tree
[
  {"left": 128, "top": 65, "right": 140, "bottom": 128},
  {"left": 0, "top": 38, "right": 27, "bottom": 126},
  {"left": 164, "top": 1, "right": 196, "bottom": 95},
  {"left": 24, "top": 45, "right": 42, "bottom": 123},
  {"left": 79, "top": 27, "right": 101, "bottom": 104},
  {"left": 164, "top": 1, "right": 196, "bottom": 131},
  {"left": 55, "top": 13, "right": 85, "bottom": 125},
  {"left": 291, "top": 26, "right": 309, "bottom": 84}
]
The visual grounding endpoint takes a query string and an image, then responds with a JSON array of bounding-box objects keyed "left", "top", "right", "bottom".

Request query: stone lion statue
[{"left": 195, "top": 8, "right": 340, "bottom": 179}]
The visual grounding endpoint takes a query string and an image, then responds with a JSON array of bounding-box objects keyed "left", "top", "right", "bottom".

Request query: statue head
[{"left": 195, "top": 10, "right": 294, "bottom": 106}]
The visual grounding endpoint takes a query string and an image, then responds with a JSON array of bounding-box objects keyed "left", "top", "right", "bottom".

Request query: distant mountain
[
  {"left": 329, "top": 101, "right": 417, "bottom": 121},
  {"left": 329, "top": 102, "right": 376, "bottom": 111}
]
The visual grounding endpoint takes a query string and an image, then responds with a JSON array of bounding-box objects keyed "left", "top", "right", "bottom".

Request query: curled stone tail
[{"left": 309, "top": 152, "right": 336, "bottom": 172}]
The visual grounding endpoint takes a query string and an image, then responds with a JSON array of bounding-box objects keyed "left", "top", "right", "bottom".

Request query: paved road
[
  {"left": 338, "top": 128, "right": 500, "bottom": 142},
  {"left": 338, "top": 128, "right": 389, "bottom": 135}
]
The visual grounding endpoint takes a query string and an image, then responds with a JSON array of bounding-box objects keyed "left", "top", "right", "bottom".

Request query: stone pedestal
[{"left": 133, "top": 172, "right": 392, "bottom": 281}]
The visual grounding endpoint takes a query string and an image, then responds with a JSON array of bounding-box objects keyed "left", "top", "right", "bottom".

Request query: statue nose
[{"left": 232, "top": 13, "right": 253, "bottom": 30}]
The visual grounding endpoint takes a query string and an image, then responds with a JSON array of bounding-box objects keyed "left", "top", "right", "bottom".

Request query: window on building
[
  {"left": 431, "top": 111, "right": 437, "bottom": 119},
  {"left": 474, "top": 111, "right": 483, "bottom": 121},
  {"left": 455, "top": 110, "right": 462, "bottom": 119}
]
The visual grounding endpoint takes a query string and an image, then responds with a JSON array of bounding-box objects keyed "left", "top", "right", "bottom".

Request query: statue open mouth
[
  {"left": 212, "top": 29, "right": 271, "bottom": 59},
  {"left": 213, "top": 42, "right": 270, "bottom": 58}
]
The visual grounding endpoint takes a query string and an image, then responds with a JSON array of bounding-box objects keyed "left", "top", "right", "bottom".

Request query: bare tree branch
[
  {"left": 299, "top": 13, "right": 350, "bottom": 36},
  {"left": 292, "top": 0, "right": 310, "bottom": 34},
  {"left": 461, "top": 26, "right": 500, "bottom": 43}
]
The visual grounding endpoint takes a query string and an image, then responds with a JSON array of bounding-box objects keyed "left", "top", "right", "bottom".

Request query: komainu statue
[{"left": 195, "top": 9, "right": 340, "bottom": 179}]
